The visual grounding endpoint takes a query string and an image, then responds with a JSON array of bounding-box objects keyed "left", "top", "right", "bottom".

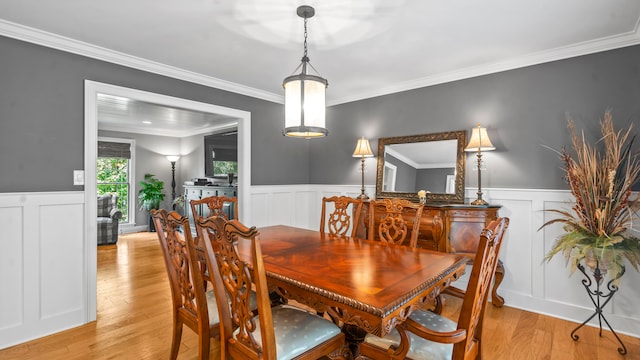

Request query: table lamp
[
  {"left": 464, "top": 124, "right": 495, "bottom": 205},
  {"left": 352, "top": 137, "right": 374, "bottom": 199}
]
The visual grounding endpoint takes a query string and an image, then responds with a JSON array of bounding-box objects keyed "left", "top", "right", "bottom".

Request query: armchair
[{"left": 97, "top": 193, "right": 122, "bottom": 245}]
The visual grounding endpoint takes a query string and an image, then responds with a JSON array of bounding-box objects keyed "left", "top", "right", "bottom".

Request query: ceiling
[
  {"left": 95, "top": 93, "right": 239, "bottom": 137},
  {"left": 2, "top": 0, "right": 640, "bottom": 135}
]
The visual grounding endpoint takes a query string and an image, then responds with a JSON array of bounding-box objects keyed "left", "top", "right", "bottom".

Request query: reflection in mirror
[
  {"left": 376, "top": 131, "right": 466, "bottom": 203},
  {"left": 384, "top": 140, "right": 457, "bottom": 193}
]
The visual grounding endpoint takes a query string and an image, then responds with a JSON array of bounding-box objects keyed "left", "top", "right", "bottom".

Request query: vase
[{"left": 584, "top": 248, "right": 609, "bottom": 277}]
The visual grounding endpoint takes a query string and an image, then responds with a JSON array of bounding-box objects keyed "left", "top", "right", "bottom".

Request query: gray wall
[
  {"left": 416, "top": 168, "right": 454, "bottom": 193},
  {"left": 0, "top": 35, "right": 308, "bottom": 192},
  {"left": 2, "top": 34, "right": 640, "bottom": 194},
  {"left": 385, "top": 153, "right": 417, "bottom": 192},
  {"left": 309, "top": 44, "right": 640, "bottom": 191}
]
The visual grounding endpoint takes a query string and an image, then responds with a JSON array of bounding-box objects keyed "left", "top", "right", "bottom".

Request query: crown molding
[
  {"left": 98, "top": 120, "right": 239, "bottom": 138},
  {"left": 328, "top": 21, "right": 640, "bottom": 106},
  {"left": 0, "top": 19, "right": 284, "bottom": 104},
  {"left": 2, "top": 18, "right": 639, "bottom": 108}
]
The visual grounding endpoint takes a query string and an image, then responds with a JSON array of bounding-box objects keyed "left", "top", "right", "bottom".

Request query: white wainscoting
[
  {"left": 0, "top": 192, "right": 87, "bottom": 350},
  {"left": 251, "top": 185, "right": 640, "bottom": 338},
  {"left": 2, "top": 186, "right": 638, "bottom": 349}
]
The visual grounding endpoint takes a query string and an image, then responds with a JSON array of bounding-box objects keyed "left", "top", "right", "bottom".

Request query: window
[{"left": 97, "top": 138, "right": 134, "bottom": 224}]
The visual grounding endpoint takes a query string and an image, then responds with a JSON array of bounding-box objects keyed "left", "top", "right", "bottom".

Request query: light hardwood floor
[{"left": 1, "top": 232, "right": 638, "bottom": 359}]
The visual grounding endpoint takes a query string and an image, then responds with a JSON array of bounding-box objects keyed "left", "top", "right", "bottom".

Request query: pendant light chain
[{"left": 303, "top": 16, "right": 309, "bottom": 61}]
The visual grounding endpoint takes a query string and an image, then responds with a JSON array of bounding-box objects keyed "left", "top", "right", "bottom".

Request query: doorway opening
[{"left": 84, "top": 80, "right": 251, "bottom": 321}]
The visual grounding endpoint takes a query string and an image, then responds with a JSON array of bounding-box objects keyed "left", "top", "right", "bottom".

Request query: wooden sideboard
[{"left": 359, "top": 202, "right": 505, "bottom": 307}]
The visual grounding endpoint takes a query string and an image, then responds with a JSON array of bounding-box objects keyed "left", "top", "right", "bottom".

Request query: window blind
[{"left": 98, "top": 141, "right": 131, "bottom": 159}]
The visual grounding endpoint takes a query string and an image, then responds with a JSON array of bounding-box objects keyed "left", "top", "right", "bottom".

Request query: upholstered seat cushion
[
  {"left": 363, "top": 310, "right": 456, "bottom": 360},
  {"left": 237, "top": 304, "right": 342, "bottom": 360},
  {"left": 206, "top": 290, "right": 259, "bottom": 326},
  {"left": 205, "top": 290, "right": 220, "bottom": 325}
]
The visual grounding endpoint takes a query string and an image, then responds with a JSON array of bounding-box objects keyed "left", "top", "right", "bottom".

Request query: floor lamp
[
  {"left": 166, "top": 155, "right": 180, "bottom": 210},
  {"left": 464, "top": 124, "right": 495, "bottom": 205},
  {"left": 353, "top": 137, "right": 374, "bottom": 200}
]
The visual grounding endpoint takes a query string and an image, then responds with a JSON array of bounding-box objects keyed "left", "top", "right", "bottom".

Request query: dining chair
[
  {"left": 190, "top": 196, "right": 238, "bottom": 283},
  {"left": 357, "top": 217, "right": 509, "bottom": 360},
  {"left": 197, "top": 216, "right": 348, "bottom": 360},
  {"left": 190, "top": 195, "right": 238, "bottom": 227},
  {"left": 151, "top": 209, "right": 220, "bottom": 360},
  {"left": 320, "top": 195, "right": 364, "bottom": 238},
  {"left": 368, "top": 198, "right": 424, "bottom": 247}
]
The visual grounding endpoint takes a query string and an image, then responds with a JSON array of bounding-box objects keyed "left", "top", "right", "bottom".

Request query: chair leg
[
  {"left": 198, "top": 332, "right": 210, "bottom": 360},
  {"left": 170, "top": 318, "right": 183, "bottom": 360}
]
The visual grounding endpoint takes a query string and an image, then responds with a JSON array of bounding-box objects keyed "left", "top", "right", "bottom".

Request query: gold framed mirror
[{"left": 375, "top": 130, "right": 466, "bottom": 203}]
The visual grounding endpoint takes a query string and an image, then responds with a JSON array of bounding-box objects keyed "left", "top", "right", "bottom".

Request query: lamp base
[
  {"left": 357, "top": 193, "right": 369, "bottom": 200},
  {"left": 470, "top": 198, "right": 489, "bottom": 206}
]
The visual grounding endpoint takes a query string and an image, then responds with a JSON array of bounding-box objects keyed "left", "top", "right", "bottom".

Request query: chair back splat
[
  {"left": 320, "top": 196, "right": 364, "bottom": 238},
  {"left": 151, "top": 209, "right": 220, "bottom": 360},
  {"left": 359, "top": 217, "right": 509, "bottom": 360},
  {"left": 190, "top": 195, "right": 238, "bottom": 238},
  {"left": 368, "top": 198, "right": 424, "bottom": 247},
  {"left": 197, "top": 216, "right": 348, "bottom": 360},
  {"left": 189, "top": 196, "right": 239, "bottom": 285}
]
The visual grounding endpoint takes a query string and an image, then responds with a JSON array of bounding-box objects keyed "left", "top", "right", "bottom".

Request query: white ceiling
[
  {"left": 96, "top": 93, "right": 238, "bottom": 137},
  {"left": 2, "top": 0, "right": 640, "bottom": 135}
]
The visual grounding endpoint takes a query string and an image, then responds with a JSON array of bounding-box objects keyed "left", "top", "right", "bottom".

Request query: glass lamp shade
[
  {"left": 283, "top": 73, "right": 328, "bottom": 138},
  {"left": 166, "top": 155, "right": 180, "bottom": 163},
  {"left": 465, "top": 126, "right": 495, "bottom": 152},
  {"left": 352, "top": 137, "right": 374, "bottom": 157}
]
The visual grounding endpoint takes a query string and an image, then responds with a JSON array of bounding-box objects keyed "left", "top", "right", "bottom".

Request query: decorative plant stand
[{"left": 570, "top": 262, "right": 626, "bottom": 355}]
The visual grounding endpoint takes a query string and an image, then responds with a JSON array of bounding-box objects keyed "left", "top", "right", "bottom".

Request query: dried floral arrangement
[{"left": 541, "top": 112, "right": 640, "bottom": 281}]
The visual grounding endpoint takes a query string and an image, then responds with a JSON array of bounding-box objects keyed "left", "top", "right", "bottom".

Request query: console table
[{"left": 359, "top": 202, "right": 505, "bottom": 307}]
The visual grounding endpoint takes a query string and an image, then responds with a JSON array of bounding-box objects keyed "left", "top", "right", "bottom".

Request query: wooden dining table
[{"left": 237, "top": 225, "right": 467, "bottom": 353}]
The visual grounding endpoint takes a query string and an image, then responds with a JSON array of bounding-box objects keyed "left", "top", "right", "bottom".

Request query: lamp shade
[
  {"left": 352, "top": 137, "right": 374, "bottom": 157},
  {"left": 283, "top": 73, "right": 328, "bottom": 138},
  {"left": 166, "top": 155, "right": 180, "bottom": 163},
  {"left": 465, "top": 125, "right": 495, "bottom": 152}
]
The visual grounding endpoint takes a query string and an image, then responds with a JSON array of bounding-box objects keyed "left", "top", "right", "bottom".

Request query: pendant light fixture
[{"left": 283, "top": 5, "right": 328, "bottom": 138}]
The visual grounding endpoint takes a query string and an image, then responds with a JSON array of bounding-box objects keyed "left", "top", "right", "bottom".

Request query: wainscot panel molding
[
  {"left": 251, "top": 185, "right": 640, "bottom": 338},
  {"left": 4, "top": 186, "right": 637, "bottom": 349},
  {"left": 0, "top": 191, "right": 87, "bottom": 350}
]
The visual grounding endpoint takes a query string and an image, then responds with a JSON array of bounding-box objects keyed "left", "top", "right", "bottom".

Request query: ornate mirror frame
[{"left": 375, "top": 130, "right": 466, "bottom": 203}]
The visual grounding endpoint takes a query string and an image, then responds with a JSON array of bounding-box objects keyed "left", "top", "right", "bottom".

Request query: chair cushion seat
[
  {"left": 236, "top": 305, "right": 342, "bottom": 360},
  {"left": 206, "top": 290, "right": 258, "bottom": 327},
  {"left": 205, "top": 290, "right": 220, "bottom": 326},
  {"left": 363, "top": 310, "right": 456, "bottom": 360}
]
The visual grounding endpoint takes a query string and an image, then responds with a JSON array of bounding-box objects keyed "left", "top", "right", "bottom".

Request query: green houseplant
[
  {"left": 540, "top": 112, "right": 640, "bottom": 283},
  {"left": 138, "top": 173, "right": 165, "bottom": 231}
]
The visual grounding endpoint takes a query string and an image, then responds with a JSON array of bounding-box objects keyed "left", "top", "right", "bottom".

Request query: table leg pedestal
[
  {"left": 342, "top": 324, "right": 366, "bottom": 358},
  {"left": 570, "top": 262, "right": 626, "bottom": 355}
]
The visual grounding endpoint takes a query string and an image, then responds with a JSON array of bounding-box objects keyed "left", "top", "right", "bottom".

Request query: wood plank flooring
[{"left": 1, "top": 231, "right": 638, "bottom": 359}]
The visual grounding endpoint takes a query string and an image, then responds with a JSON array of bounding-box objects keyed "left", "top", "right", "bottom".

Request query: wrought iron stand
[{"left": 570, "top": 262, "right": 627, "bottom": 355}]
